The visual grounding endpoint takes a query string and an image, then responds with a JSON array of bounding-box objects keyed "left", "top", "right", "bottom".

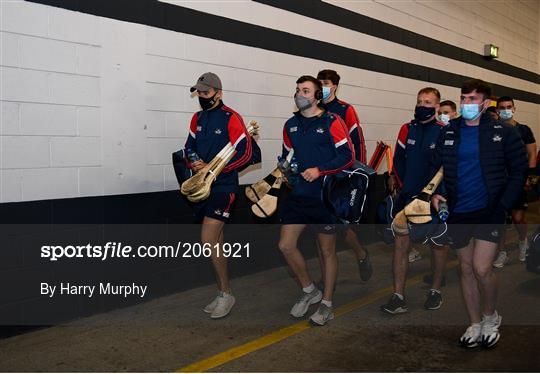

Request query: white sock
[
  {"left": 483, "top": 311, "right": 499, "bottom": 322},
  {"left": 394, "top": 293, "right": 404, "bottom": 300},
  {"left": 303, "top": 283, "right": 315, "bottom": 293},
  {"left": 321, "top": 299, "right": 332, "bottom": 308}
]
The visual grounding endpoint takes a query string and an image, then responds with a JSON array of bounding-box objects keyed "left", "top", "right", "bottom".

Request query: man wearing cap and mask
[
  {"left": 185, "top": 72, "right": 252, "bottom": 319},
  {"left": 278, "top": 75, "right": 354, "bottom": 326}
]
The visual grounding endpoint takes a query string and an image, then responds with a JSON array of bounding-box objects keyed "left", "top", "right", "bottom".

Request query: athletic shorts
[
  {"left": 512, "top": 190, "right": 528, "bottom": 211},
  {"left": 447, "top": 208, "right": 504, "bottom": 250},
  {"left": 192, "top": 191, "right": 236, "bottom": 223},
  {"left": 279, "top": 195, "right": 340, "bottom": 234}
]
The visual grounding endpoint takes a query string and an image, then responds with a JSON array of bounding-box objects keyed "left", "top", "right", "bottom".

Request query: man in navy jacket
[
  {"left": 431, "top": 79, "right": 528, "bottom": 349},
  {"left": 185, "top": 72, "right": 252, "bottom": 320},
  {"left": 380, "top": 87, "right": 448, "bottom": 315},
  {"left": 317, "top": 69, "right": 372, "bottom": 283},
  {"left": 278, "top": 75, "right": 353, "bottom": 326}
]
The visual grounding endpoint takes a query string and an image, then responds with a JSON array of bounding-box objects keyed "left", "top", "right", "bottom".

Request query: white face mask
[
  {"left": 499, "top": 109, "right": 514, "bottom": 120},
  {"left": 438, "top": 113, "right": 450, "bottom": 125}
]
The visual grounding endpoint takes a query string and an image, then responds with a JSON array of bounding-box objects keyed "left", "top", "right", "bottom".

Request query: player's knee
[
  {"left": 473, "top": 264, "right": 492, "bottom": 279},
  {"left": 278, "top": 240, "right": 295, "bottom": 255},
  {"left": 460, "top": 262, "right": 474, "bottom": 277},
  {"left": 319, "top": 245, "right": 336, "bottom": 258}
]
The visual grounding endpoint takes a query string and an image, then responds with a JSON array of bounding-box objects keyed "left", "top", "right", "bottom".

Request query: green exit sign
[{"left": 484, "top": 44, "right": 499, "bottom": 58}]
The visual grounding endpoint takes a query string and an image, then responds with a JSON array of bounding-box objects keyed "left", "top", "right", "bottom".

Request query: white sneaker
[
  {"left": 309, "top": 304, "right": 334, "bottom": 326},
  {"left": 481, "top": 312, "right": 502, "bottom": 348},
  {"left": 518, "top": 240, "right": 529, "bottom": 262},
  {"left": 210, "top": 292, "right": 236, "bottom": 319},
  {"left": 408, "top": 248, "right": 422, "bottom": 263},
  {"left": 493, "top": 251, "right": 508, "bottom": 268},
  {"left": 459, "top": 323, "right": 482, "bottom": 348},
  {"left": 203, "top": 294, "right": 220, "bottom": 314},
  {"left": 290, "top": 288, "right": 322, "bottom": 318}
]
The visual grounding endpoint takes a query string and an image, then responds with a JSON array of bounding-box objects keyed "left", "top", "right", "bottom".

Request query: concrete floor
[{"left": 1, "top": 212, "right": 540, "bottom": 371}]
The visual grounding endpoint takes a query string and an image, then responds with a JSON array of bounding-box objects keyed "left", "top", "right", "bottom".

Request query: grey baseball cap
[{"left": 190, "top": 72, "right": 222, "bottom": 92}]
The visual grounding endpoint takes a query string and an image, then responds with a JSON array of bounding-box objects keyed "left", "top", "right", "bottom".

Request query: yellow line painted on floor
[{"left": 177, "top": 260, "right": 458, "bottom": 372}]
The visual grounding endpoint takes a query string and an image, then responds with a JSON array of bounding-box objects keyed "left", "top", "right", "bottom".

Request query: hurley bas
[{"left": 41, "top": 282, "right": 148, "bottom": 298}]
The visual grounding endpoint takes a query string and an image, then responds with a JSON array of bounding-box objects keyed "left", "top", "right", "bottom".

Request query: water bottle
[
  {"left": 438, "top": 201, "right": 449, "bottom": 222},
  {"left": 288, "top": 158, "right": 299, "bottom": 186}
]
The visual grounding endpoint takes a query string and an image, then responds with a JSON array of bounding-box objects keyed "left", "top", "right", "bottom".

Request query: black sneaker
[
  {"left": 422, "top": 274, "right": 446, "bottom": 287},
  {"left": 424, "top": 289, "right": 443, "bottom": 310},
  {"left": 380, "top": 294, "right": 408, "bottom": 314},
  {"left": 357, "top": 251, "right": 373, "bottom": 282}
]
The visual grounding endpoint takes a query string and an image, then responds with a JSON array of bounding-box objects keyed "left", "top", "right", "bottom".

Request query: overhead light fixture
[{"left": 484, "top": 44, "right": 499, "bottom": 59}]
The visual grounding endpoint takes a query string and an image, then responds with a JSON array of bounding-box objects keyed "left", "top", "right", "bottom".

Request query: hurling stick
[
  {"left": 385, "top": 146, "right": 393, "bottom": 173},
  {"left": 391, "top": 209, "right": 409, "bottom": 235},
  {"left": 186, "top": 147, "right": 237, "bottom": 202},
  {"left": 373, "top": 142, "right": 388, "bottom": 171},
  {"left": 245, "top": 168, "right": 282, "bottom": 203},
  {"left": 251, "top": 176, "right": 283, "bottom": 218},
  {"left": 185, "top": 121, "right": 259, "bottom": 202},
  {"left": 181, "top": 144, "right": 232, "bottom": 195},
  {"left": 403, "top": 167, "right": 444, "bottom": 224},
  {"left": 368, "top": 141, "right": 382, "bottom": 168}
]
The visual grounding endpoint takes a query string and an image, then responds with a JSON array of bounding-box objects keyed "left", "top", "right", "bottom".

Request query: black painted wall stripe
[
  {"left": 253, "top": 0, "right": 540, "bottom": 85},
  {"left": 24, "top": 0, "right": 540, "bottom": 104}
]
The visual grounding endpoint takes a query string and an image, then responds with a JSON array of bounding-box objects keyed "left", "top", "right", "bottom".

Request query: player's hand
[
  {"left": 301, "top": 167, "right": 320, "bottom": 182},
  {"left": 431, "top": 194, "right": 446, "bottom": 211},
  {"left": 191, "top": 160, "right": 206, "bottom": 172},
  {"left": 386, "top": 173, "right": 398, "bottom": 194}
]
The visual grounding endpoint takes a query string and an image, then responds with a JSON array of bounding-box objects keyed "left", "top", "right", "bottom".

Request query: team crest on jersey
[
  {"left": 407, "top": 139, "right": 416, "bottom": 145},
  {"left": 316, "top": 127, "right": 325, "bottom": 134},
  {"left": 290, "top": 126, "right": 297, "bottom": 133},
  {"left": 493, "top": 134, "right": 502, "bottom": 142},
  {"left": 429, "top": 143, "right": 436, "bottom": 149},
  {"left": 215, "top": 128, "right": 222, "bottom": 135}
]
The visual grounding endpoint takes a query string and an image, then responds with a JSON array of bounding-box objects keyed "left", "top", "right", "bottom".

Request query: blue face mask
[
  {"left": 322, "top": 86, "right": 332, "bottom": 101},
  {"left": 438, "top": 113, "right": 450, "bottom": 125},
  {"left": 460, "top": 103, "right": 482, "bottom": 121},
  {"left": 499, "top": 109, "right": 513, "bottom": 120}
]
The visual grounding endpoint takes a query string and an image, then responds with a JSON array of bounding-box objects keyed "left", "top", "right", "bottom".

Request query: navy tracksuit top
[
  {"left": 321, "top": 97, "right": 367, "bottom": 163},
  {"left": 393, "top": 118, "right": 446, "bottom": 199},
  {"left": 281, "top": 110, "right": 354, "bottom": 199},
  {"left": 184, "top": 101, "right": 252, "bottom": 193}
]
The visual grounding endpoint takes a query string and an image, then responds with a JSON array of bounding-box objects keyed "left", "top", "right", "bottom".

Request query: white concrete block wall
[{"left": 0, "top": 0, "right": 538, "bottom": 203}]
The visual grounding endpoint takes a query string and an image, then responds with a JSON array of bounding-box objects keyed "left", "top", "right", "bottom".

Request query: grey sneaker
[
  {"left": 493, "top": 250, "right": 508, "bottom": 268},
  {"left": 481, "top": 312, "right": 502, "bottom": 348},
  {"left": 518, "top": 240, "right": 529, "bottom": 262},
  {"left": 380, "top": 293, "right": 408, "bottom": 314},
  {"left": 459, "top": 323, "right": 482, "bottom": 348},
  {"left": 210, "top": 292, "right": 236, "bottom": 319},
  {"left": 309, "top": 304, "right": 334, "bottom": 326},
  {"left": 290, "top": 288, "right": 322, "bottom": 318},
  {"left": 357, "top": 251, "right": 373, "bottom": 282},
  {"left": 203, "top": 294, "right": 220, "bottom": 314},
  {"left": 408, "top": 248, "right": 422, "bottom": 263},
  {"left": 424, "top": 289, "right": 443, "bottom": 310}
]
